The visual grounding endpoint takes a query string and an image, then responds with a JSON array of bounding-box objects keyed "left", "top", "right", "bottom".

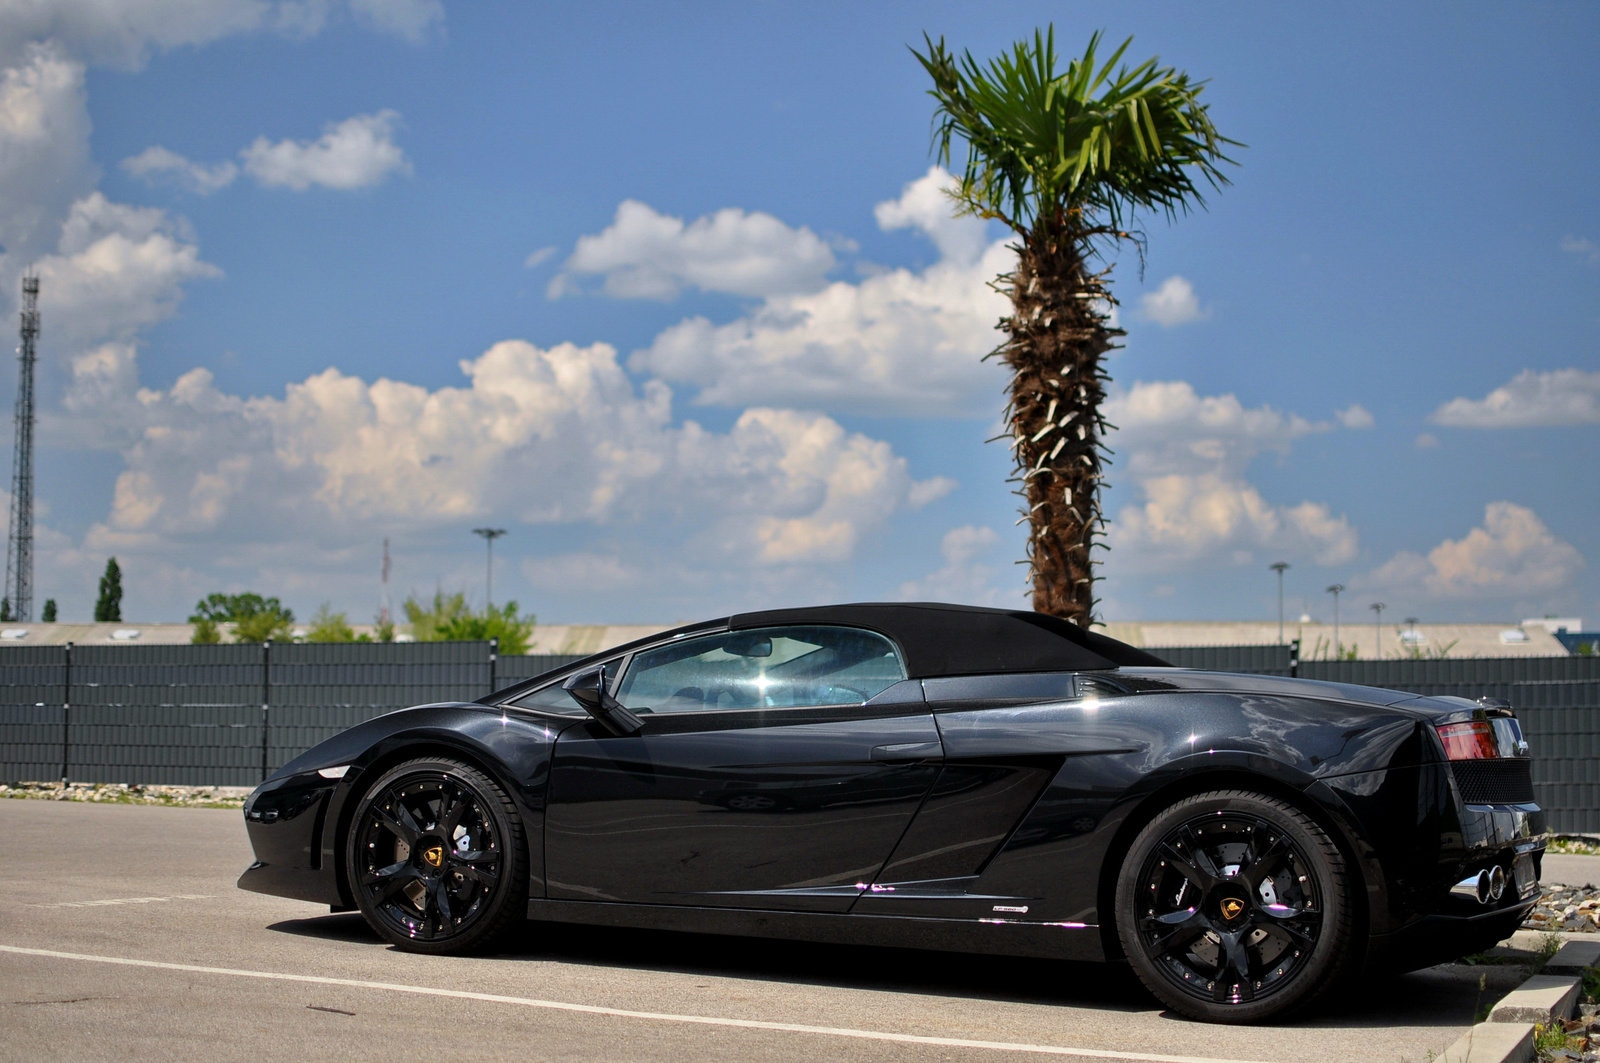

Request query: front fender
[{"left": 242, "top": 705, "right": 572, "bottom": 908}]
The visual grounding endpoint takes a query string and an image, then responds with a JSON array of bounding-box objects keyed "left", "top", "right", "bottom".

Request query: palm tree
[{"left": 913, "top": 28, "right": 1237, "bottom": 625}]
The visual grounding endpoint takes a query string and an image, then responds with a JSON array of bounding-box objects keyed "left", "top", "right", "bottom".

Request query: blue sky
[{"left": 3, "top": 1, "right": 1596, "bottom": 627}]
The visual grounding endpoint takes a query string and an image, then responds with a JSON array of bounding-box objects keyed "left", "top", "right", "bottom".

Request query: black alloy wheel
[
  {"left": 347, "top": 757, "right": 528, "bottom": 954},
  {"left": 1115, "top": 790, "right": 1354, "bottom": 1023}
]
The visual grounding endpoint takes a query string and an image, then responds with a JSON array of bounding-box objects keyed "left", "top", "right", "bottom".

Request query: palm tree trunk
[{"left": 997, "top": 220, "right": 1122, "bottom": 625}]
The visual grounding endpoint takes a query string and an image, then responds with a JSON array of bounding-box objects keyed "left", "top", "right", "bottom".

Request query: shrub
[
  {"left": 306, "top": 604, "right": 357, "bottom": 643},
  {"left": 403, "top": 592, "right": 535, "bottom": 654},
  {"left": 190, "top": 592, "right": 294, "bottom": 644}
]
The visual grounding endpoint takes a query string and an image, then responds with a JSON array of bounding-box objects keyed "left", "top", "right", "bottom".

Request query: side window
[
  {"left": 507, "top": 659, "right": 620, "bottom": 714},
  {"left": 615, "top": 626, "right": 905, "bottom": 713}
]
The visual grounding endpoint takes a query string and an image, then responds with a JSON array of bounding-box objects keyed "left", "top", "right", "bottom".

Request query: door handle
[{"left": 870, "top": 741, "right": 942, "bottom": 762}]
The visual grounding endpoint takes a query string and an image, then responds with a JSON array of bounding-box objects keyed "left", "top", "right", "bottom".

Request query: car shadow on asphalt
[
  {"left": 268, "top": 913, "right": 382, "bottom": 944},
  {"left": 266, "top": 913, "right": 1526, "bottom": 1028}
]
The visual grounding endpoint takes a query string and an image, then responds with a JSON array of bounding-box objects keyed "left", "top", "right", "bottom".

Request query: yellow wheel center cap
[
  {"left": 1220, "top": 898, "right": 1245, "bottom": 921},
  {"left": 422, "top": 845, "right": 444, "bottom": 868}
]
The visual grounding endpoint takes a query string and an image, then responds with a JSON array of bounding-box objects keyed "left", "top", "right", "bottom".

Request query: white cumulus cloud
[
  {"left": 550, "top": 199, "right": 837, "bottom": 300},
  {"left": 36, "top": 192, "right": 221, "bottom": 348},
  {"left": 1103, "top": 381, "right": 1356, "bottom": 570},
  {"left": 0, "top": 0, "right": 268, "bottom": 70},
  {"left": 123, "top": 111, "right": 410, "bottom": 195},
  {"left": 1110, "top": 380, "right": 1331, "bottom": 481},
  {"left": 1140, "top": 275, "right": 1209, "bottom": 327},
  {"left": 121, "top": 145, "right": 239, "bottom": 194},
  {"left": 348, "top": 0, "right": 442, "bottom": 43},
  {"left": 1362, "top": 502, "right": 1583, "bottom": 604},
  {"left": 1561, "top": 234, "right": 1600, "bottom": 263},
  {"left": 896, "top": 525, "right": 1011, "bottom": 606},
  {"left": 630, "top": 168, "right": 1012, "bottom": 416},
  {"left": 0, "top": 0, "right": 442, "bottom": 69},
  {"left": 873, "top": 165, "right": 991, "bottom": 265},
  {"left": 68, "top": 339, "right": 951, "bottom": 579},
  {"left": 241, "top": 110, "right": 409, "bottom": 191},
  {"left": 1336, "top": 404, "right": 1374, "bottom": 429},
  {"left": 0, "top": 45, "right": 93, "bottom": 265},
  {"left": 1430, "top": 368, "right": 1600, "bottom": 428}
]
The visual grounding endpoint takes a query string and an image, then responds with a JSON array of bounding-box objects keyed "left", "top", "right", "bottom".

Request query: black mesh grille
[{"left": 1452, "top": 759, "right": 1536, "bottom": 805}]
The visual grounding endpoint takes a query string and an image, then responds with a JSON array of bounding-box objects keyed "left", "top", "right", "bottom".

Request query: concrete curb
[
  {"left": 1546, "top": 939, "right": 1600, "bottom": 976},
  {"left": 1436, "top": 1022, "right": 1535, "bottom": 1063},
  {"left": 1489, "top": 973, "right": 1582, "bottom": 1023},
  {"left": 1447, "top": 931, "right": 1597, "bottom": 1063}
]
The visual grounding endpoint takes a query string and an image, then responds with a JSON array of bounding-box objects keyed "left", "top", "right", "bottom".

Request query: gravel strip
[
  {"left": 0, "top": 780, "right": 249, "bottom": 808},
  {"left": 1528, "top": 884, "right": 1600, "bottom": 934}
]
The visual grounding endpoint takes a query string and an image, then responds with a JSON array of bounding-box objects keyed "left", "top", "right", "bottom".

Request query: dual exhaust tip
[{"left": 1452, "top": 866, "right": 1507, "bottom": 905}]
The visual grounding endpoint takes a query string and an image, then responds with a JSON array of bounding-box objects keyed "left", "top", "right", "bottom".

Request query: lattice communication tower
[{"left": 5, "top": 273, "right": 39, "bottom": 621}]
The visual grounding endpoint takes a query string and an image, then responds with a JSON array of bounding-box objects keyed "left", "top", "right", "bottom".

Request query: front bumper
[{"left": 236, "top": 770, "right": 343, "bottom": 905}]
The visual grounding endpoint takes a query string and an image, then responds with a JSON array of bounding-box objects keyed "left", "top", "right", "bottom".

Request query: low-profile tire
[
  {"left": 346, "top": 757, "right": 529, "bottom": 954},
  {"left": 1114, "top": 789, "right": 1355, "bottom": 1023}
]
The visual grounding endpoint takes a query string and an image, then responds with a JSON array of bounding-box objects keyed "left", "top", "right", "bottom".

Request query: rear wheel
[
  {"left": 1114, "top": 789, "right": 1354, "bottom": 1023},
  {"left": 346, "top": 757, "right": 528, "bottom": 954}
]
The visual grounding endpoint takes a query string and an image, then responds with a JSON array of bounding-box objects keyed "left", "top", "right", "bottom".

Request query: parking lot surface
[{"left": 1, "top": 799, "right": 1527, "bottom": 1063}]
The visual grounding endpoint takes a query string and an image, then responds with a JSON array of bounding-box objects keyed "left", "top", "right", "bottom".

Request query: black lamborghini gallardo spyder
[{"left": 240, "top": 603, "right": 1544, "bottom": 1022}]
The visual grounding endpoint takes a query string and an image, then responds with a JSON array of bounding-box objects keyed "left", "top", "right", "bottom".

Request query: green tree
[
  {"left": 403, "top": 592, "right": 535, "bottom": 654},
  {"left": 914, "top": 28, "right": 1236, "bottom": 624},
  {"left": 191, "top": 616, "right": 221, "bottom": 644},
  {"left": 94, "top": 558, "right": 123, "bottom": 621},
  {"left": 306, "top": 603, "right": 357, "bottom": 643},
  {"left": 41, "top": 599, "right": 56, "bottom": 622},
  {"left": 189, "top": 592, "right": 294, "bottom": 643},
  {"left": 0, "top": 598, "right": 11, "bottom": 622},
  {"left": 403, "top": 590, "right": 470, "bottom": 642}
]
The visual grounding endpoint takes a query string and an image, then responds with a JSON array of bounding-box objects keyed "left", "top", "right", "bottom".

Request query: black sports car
[{"left": 239, "top": 603, "right": 1545, "bottom": 1023}]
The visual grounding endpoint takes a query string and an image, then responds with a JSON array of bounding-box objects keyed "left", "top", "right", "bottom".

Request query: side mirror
[{"left": 563, "top": 667, "right": 645, "bottom": 736}]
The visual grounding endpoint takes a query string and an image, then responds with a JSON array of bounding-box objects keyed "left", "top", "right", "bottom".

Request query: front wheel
[
  {"left": 346, "top": 757, "right": 529, "bottom": 954},
  {"left": 1114, "top": 790, "right": 1355, "bottom": 1023}
]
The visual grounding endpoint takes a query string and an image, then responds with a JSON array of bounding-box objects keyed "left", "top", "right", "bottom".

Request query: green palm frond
[{"left": 912, "top": 27, "right": 1240, "bottom": 236}]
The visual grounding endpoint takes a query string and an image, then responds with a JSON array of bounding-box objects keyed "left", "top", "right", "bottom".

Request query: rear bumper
[
  {"left": 1368, "top": 898, "right": 1537, "bottom": 973},
  {"left": 1369, "top": 800, "right": 1545, "bottom": 971}
]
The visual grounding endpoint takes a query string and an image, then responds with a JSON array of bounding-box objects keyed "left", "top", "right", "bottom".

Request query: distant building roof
[
  {"left": 1094, "top": 620, "right": 1571, "bottom": 659},
  {"left": 0, "top": 618, "right": 1576, "bottom": 659}
]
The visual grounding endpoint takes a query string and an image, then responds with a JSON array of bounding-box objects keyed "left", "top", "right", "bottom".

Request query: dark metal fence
[
  {"left": 1296, "top": 657, "right": 1600, "bottom": 832},
  {"left": 3, "top": 641, "right": 1597, "bottom": 829},
  {"left": 0, "top": 641, "right": 575, "bottom": 787}
]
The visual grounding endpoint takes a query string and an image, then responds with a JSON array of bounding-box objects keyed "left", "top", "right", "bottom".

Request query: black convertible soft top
[{"left": 730, "top": 602, "right": 1169, "bottom": 678}]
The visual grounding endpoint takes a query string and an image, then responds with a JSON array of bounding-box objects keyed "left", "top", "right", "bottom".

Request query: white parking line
[
  {"left": 29, "top": 894, "right": 211, "bottom": 909},
  {"left": 0, "top": 944, "right": 1274, "bottom": 1063}
]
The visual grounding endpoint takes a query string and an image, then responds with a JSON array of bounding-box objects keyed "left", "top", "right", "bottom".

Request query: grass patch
[
  {"left": 1548, "top": 837, "right": 1600, "bottom": 856},
  {"left": 1582, "top": 965, "right": 1600, "bottom": 1005},
  {"left": 1534, "top": 1019, "right": 1581, "bottom": 1058},
  {"left": 0, "top": 783, "right": 246, "bottom": 809},
  {"left": 1457, "top": 952, "right": 1533, "bottom": 966}
]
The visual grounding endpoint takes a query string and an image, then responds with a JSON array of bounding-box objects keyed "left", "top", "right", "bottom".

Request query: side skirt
[{"left": 525, "top": 898, "right": 1105, "bottom": 962}]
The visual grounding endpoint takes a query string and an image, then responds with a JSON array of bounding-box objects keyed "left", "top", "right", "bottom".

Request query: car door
[{"left": 543, "top": 625, "right": 942, "bottom": 912}]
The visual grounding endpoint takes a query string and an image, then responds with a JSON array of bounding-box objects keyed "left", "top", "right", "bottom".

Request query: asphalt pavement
[
  {"left": 0, "top": 799, "right": 1528, "bottom": 1063},
  {"left": 1543, "top": 852, "right": 1600, "bottom": 886}
]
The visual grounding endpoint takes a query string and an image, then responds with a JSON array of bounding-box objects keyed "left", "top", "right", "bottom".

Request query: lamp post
[
  {"left": 1370, "top": 602, "right": 1386, "bottom": 659},
  {"left": 471, "top": 528, "right": 507, "bottom": 608},
  {"left": 1269, "top": 562, "right": 1290, "bottom": 644},
  {"left": 1325, "top": 584, "right": 1345, "bottom": 659}
]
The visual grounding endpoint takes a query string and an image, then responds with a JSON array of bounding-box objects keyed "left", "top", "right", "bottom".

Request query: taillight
[{"left": 1436, "top": 721, "right": 1500, "bottom": 760}]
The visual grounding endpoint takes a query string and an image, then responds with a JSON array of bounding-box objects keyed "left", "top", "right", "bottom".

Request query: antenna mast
[
  {"left": 5, "top": 272, "right": 39, "bottom": 621},
  {"left": 380, "top": 537, "right": 391, "bottom": 625}
]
